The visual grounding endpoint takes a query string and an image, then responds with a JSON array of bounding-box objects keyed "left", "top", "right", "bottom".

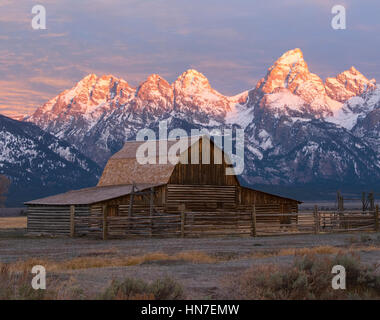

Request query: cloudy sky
[{"left": 0, "top": 0, "right": 379, "bottom": 117}]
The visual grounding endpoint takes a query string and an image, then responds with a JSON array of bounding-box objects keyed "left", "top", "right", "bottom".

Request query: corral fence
[{"left": 68, "top": 204, "right": 380, "bottom": 239}]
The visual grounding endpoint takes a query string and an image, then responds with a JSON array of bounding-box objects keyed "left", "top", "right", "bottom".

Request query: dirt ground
[{"left": 1, "top": 222, "right": 380, "bottom": 299}]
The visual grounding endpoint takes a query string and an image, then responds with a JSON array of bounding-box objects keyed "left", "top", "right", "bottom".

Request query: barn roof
[
  {"left": 97, "top": 135, "right": 228, "bottom": 187},
  {"left": 25, "top": 183, "right": 163, "bottom": 205}
]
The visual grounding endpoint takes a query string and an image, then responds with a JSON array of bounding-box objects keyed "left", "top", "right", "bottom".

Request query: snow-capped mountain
[
  {"left": 0, "top": 115, "right": 101, "bottom": 206},
  {"left": 25, "top": 48, "right": 380, "bottom": 198},
  {"left": 27, "top": 69, "right": 247, "bottom": 165},
  {"left": 253, "top": 48, "right": 341, "bottom": 117},
  {"left": 236, "top": 49, "right": 380, "bottom": 193}
]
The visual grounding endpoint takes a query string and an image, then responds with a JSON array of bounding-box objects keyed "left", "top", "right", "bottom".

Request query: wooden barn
[{"left": 26, "top": 136, "right": 301, "bottom": 238}]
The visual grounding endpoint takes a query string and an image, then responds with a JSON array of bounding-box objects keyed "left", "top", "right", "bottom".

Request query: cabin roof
[
  {"left": 25, "top": 183, "right": 163, "bottom": 206},
  {"left": 240, "top": 186, "right": 302, "bottom": 204}
]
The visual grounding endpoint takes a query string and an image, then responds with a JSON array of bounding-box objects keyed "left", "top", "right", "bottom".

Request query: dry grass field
[
  {"left": 0, "top": 216, "right": 380, "bottom": 299},
  {"left": 0, "top": 217, "right": 26, "bottom": 229}
]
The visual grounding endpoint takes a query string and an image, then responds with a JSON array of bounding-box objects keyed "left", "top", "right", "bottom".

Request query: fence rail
[{"left": 29, "top": 204, "right": 379, "bottom": 239}]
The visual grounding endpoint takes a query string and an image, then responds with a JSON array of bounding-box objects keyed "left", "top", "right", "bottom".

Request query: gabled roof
[
  {"left": 25, "top": 183, "right": 162, "bottom": 205},
  {"left": 97, "top": 135, "right": 230, "bottom": 187}
]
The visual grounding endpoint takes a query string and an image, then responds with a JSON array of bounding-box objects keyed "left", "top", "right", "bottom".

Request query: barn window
[{"left": 107, "top": 205, "right": 119, "bottom": 217}]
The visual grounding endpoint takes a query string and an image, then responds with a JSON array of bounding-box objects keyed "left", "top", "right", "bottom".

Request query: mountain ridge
[{"left": 17, "top": 48, "right": 380, "bottom": 200}]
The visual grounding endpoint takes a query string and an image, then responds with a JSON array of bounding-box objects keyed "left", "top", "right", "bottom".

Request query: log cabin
[{"left": 26, "top": 136, "right": 301, "bottom": 238}]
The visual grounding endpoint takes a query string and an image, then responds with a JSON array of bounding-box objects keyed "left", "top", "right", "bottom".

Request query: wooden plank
[
  {"left": 70, "top": 205, "right": 75, "bottom": 237},
  {"left": 180, "top": 204, "right": 185, "bottom": 238},
  {"left": 102, "top": 204, "right": 108, "bottom": 240},
  {"left": 251, "top": 205, "right": 257, "bottom": 237}
]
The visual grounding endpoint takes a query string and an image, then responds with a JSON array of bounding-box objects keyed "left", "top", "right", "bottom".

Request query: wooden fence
[{"left": 28, "top": 204, "right": 380, "bottom": 239}]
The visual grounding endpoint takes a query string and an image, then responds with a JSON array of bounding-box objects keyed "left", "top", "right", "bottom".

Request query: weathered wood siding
[
  {"left": 27, "top": 205, "right": 91, "bottom": 236},
  {"left": 169, "top": 138, "right": 239, "bottom": 186},
  {"left": 166, "top": 184, "right": 237, "bottom": 211},
  {"left": 93, "top": 185, "right": 167, "bottom": 216}
]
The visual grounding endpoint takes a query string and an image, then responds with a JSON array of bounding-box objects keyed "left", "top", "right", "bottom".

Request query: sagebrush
[{"left": 226, "top": 253, "right": 380, "bottom": 300}]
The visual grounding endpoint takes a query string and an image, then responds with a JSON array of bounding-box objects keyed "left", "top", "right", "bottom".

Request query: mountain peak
[
  {"left": 325, "top": 66, "right": 376, "bottom": 102},
  {"left": 177, "top": 69, "right": 209, "bottom": 82},
  {"left": 146, "top": 73, "right": 162, "bottom": 81},
  {"left": 256, "top": 48, "right": 313, "bottom": 95},
  {"left": 135, "top": 74, "right": 173, "bottom": 109},
  {"left": 174, "top": 69, "right": 211, "bottom": 92},
  {"left": 83, "top": 73, "right": 97, "bottom": 80},
  {"left": 275, "top": 48, "right": 305, "bottom": 66},
  {"left": 348, "top": 66, "right": 359, "bottom": 74},
  {"left": 181, "top": 69, "right": 206, "bottom": 77},
  {"left": 253, "top": 48, "right": 341, "bottom": 115}
]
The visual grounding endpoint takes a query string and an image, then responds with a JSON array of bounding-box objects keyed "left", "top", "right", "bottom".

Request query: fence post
[
  {"left": 70, "top": 205, "right": 75, "bottom": 238},
  {"left": 102, "top": 204, "right": 108, "bottom": 240},
  {"left": 375, "top": 205, "right": 379, "bottom": 232},
  {"left": 314, "top": 205, "right": 319, "bottom": 234},
  {"left": 251, "top": 205, "right": 257, "bottom": 237},
  {"left": 180, "top": 204, "right": 185, "bottom": 238}
]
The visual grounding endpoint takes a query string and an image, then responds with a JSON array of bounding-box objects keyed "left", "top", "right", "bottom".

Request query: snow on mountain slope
[
  {"left": 242, "top": 112, "right": 380, "bottom": 186},
  {"left": 327, "top": 86, "right": 380, "bottom": 130},
  {"left": 0, "top": 115, "right": 101, "bottom": 206}
]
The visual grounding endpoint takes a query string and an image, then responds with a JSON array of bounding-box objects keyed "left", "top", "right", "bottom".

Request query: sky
[{"left": 0, "top": 0, "right": 379, "bottom": 117}]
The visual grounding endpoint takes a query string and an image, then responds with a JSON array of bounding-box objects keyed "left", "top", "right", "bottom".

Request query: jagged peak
[
  {"left": 75, "top": 73, "right": 98, "bottom": 87},
  {"left": 348, "top": 66, "right": 359, "bottom": 74},
  {"left": 325, "top": 66, "right": 377, "bottom": 103},
  {"left": 337, "top": 66, "right": 367, "bottom": 79},
  {"left": 181, "top": 68, "right": 205, "bottom": 77},
  {"left": 72, "top": 74, "right": 132, "bottom": 94},
  {"left": 274, "top": 48, "right": 305, "bottom": 66},
  {"left": 144, "top": 73, "right": 168, "bottom": 83},
  {"left": 176, "top": 69, "right": 209, "bottom": 82},
  {"left": 330, "top": 66, "right": 375, "bottom": 85},
  {"left": 98, "top": 74, "right": 117, "bottom": 81},
  {"left": 83, "top": 73, "right": 97, "bottom": 80},
  {"left": 147, "top": 73, "right": 161, "bottom": 80},
  {"left": 173, "top": 69, "right": 212, "bottom": 93},
  {"left": 136, "top": 74, "right": 172, "bottom": 98},
  {"left": 256, "top": 48, "right": 313, "bottom": 95}
]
